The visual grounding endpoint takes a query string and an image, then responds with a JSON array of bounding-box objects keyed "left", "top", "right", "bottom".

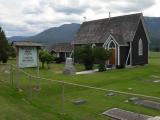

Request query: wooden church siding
[
  {"left": 120, "top": 46, "right": 130, "bottom": 66},
  {"left": 132, "top": 20, "right": 148, "bottom": 65}
]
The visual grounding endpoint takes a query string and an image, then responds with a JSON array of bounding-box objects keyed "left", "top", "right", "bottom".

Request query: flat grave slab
[
  {"left": 72, "top": 99, "right": 86, "bottom": 105},
  {"left": 129, "top": 97, "right": 160, "bottom": 110},
  {"left": 128, "top": 97, "right": 142, "bottom": 104},
  {"left": 153, "top": 80, "right": 160, "bottom": 83},
  {"left": 107, "top": 92, "right": 116, "bottom": 96},
  {"left": 139, "top": 100, "right": 160, "bottom": 110},
  {"left": 102, "top": 108, "right": 152, "bottom": 120}
]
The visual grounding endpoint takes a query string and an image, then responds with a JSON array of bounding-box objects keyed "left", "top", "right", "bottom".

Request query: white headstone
[
  {"left": 65, "top": 57, "right": 73, "bottom": 66},
  {"left": 63, "top": 57, "right": 76, "bottom": 75}
]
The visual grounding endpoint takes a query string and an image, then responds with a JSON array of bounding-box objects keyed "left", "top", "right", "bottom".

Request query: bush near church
[
  {"left": 74, "top": 45, "right": 111, "bottom": 71},
  {"left": 74, "top": 45, "right": 94, "bottom": 70},
  {"left": 93, "top": 47, "right": 111, "bottom": 72}
]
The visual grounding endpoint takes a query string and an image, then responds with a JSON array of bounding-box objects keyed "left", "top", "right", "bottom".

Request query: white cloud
[
  {"left": 0, "top": 0, "right": 159, "bottom": 37},
  {"left": 143, "top": 0, "right": 160, "bottom": 17}
]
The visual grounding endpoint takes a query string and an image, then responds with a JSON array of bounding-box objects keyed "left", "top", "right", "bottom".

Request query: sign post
[
  {"left": 13, "top": 41, "right": 42, "bottom": 91},
  {"left": 18, "top": 47, "right": 38, "bottom": 68}
]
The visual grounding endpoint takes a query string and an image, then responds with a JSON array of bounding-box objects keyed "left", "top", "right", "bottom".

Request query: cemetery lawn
[{"left": 0, "top": 52, "right": 160, "bottom": 120}]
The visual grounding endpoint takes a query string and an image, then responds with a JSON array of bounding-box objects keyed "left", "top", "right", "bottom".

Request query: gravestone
[
  {"left": 102, "top": 108, "right": 152, "bottom": 120},
  {"left": 129, "top": 97, "right": 142, "bottom": 104},
  {"left": 107, "top": 92, "right": 116, "bottom": 96},
  {"left": 63, "top": 57, "right": 76, "bottom": 75},
  {"left": 129, "top": 98, "right": 160, "bottom": 110},
  {"left": 72, "top": 99, "right": 87, "bottom": 105},
  {"left": 139, "top": 100, "right": 160, "bottom": 110},
  {"left": 153, "top": 80, "right": 160, "bottom": 83}
]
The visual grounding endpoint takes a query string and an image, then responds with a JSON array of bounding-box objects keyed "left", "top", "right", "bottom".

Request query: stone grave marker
[
  {"left": 72, "top": 99, "right": 86, "bottom": 105},
  {"left": 107, "top": 92, "right": 116, "bottom": 96},
  {"left": 129, "top": 98, "right": 160, "bottom": 111},
  {"left": 129, "top": 97, "right": 142, "bottom": 104},
  {"left": 63, "top": 57, "right": 76, "bottom": 75},
  {"left": 102, "top": 108, "right": 152, "bottom": 120},
  {"left": 139, "top": 100, "right": 160, "bottom": 110}
]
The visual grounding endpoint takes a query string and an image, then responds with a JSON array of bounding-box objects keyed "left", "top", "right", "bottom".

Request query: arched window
[
  {"left": 108, "top": 41, "right": 116, "bottom": 49},
  {"left": 138, "top": 39, "right": 143, "bottom": 56}
]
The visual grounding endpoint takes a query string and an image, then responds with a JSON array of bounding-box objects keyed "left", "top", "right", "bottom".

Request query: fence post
[
  {"left": 10, "top": 64, "right": 13, "bottom": 87},
  {"left": 15, "top": 67, "right": 20, "bottom": 91},
  {"left": 36, "top": 49, "right": 40, "bottom": 90},
  {"left": 61, "top": 82, "right": 65, "bottom": 114},
  {"left": 29, "top": 75, "right": 32, "bottom": 99},
  {"left": 36, "top": 67, "right": 40, "bottom": 90}
]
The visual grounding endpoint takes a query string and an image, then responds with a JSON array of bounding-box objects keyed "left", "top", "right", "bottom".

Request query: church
[{"left": 73, "top": 13, "right": 149, "bottom": 68}]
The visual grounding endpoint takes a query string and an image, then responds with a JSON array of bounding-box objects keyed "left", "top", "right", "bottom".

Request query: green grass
[{"left": 0, "top": 52, "right": 160, "bottom": 120}]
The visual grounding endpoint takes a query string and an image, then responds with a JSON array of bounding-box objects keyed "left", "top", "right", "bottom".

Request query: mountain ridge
[{"left": 8, "top": 17, "right": 160, "bottom": 50}]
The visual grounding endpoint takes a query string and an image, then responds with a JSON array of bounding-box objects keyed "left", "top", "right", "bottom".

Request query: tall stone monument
[{"left": 63, "top": 57, "right": 76, "bottom": 75}]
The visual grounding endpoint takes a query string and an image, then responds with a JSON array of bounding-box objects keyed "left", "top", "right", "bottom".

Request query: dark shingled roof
[
  {"left": 50, "top": 43, "right": 73, "bottom": 53},
  {"left": 74, "top": 13, "right": 143, "bottom": 45}
]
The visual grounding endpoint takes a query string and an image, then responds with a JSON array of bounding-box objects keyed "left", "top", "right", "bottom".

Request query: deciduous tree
[{"left": 39, "top": 50, "right": 55, "bottom": 69}]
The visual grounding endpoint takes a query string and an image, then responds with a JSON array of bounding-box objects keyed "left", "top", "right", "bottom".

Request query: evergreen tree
[{"left": 0, "top": 27, "right": 9, "bottom": 63}]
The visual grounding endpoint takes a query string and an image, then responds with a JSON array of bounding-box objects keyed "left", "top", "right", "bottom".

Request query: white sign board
[{"left": 18, "top": 47, "right": 38, "bottom": 68}]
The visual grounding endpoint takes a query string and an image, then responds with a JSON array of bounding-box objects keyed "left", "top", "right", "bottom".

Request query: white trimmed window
[
  {"left": 138, "top": 39, "right": 143, "bottom": 56},
  {"left": 107, "top": 40, "right": 116, "bottom": 49},
  {"left": 108, "top": 41, "right": 116, "bottom": 48}
]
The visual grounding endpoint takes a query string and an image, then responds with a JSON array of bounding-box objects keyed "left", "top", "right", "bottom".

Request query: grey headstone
[
  {"left": 72, "top": 99, "right": 86, "bottom": 105},
  {"left": 102, "top": 108, "right": 152, "bottom": 120},
  {"left": 128, "top": 87, "right": 133, "bottom": 90},
  {"left": 130, "top": 98, "right": 160, "bottom": 110},
  {"left": 107, "top": 92, "right": 116, "bottom": 96},
  {"left": 153, "top": 80, "right": 160, "bottom": 83},
  {"left": 124, "top": 100, "right": 129, "bottom": 103},
  {"left": 139, "top": 100, "right": 160, "bottom": 110},
  {"left": 63, "top": 58, "right": 76, "bottom": 75},
  {"left": 128, "top": 97, "right": 141, "bottom": 104}
]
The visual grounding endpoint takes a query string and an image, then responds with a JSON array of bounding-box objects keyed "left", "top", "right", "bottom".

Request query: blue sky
[{"left": 0, "top": 0, "right": 160, "bottom": 37}]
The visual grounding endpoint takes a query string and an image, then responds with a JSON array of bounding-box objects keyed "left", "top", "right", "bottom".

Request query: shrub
[
  {"left": 74, "top": 45, "right": 94, "bottom": 70},
  {"left": 39, "top": 50, "right": 55, "bottom": 69},
  {"left": 93, "top": 47, "right": 111, "bottom": 72},
  {"left": 55, "top": 57, "right": 63, "bottom": 63}
]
